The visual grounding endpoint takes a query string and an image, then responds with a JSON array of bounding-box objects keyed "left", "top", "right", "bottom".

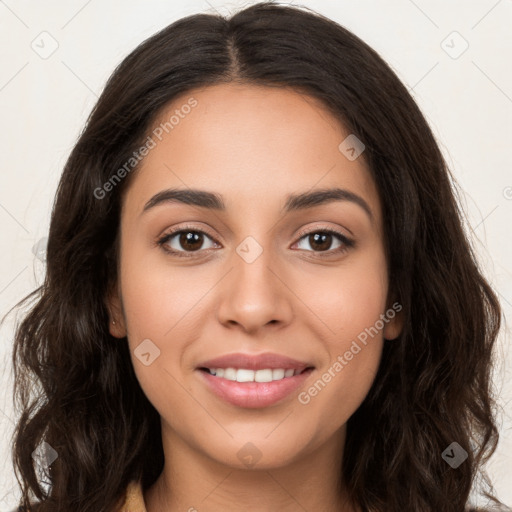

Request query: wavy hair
[{"left": 8, "top": 2, "right": 506, "bottom": 511}]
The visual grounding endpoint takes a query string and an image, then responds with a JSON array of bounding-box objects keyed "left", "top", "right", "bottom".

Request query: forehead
[{"left": 122, "top": 83, "right": 380, "bottom": 222}]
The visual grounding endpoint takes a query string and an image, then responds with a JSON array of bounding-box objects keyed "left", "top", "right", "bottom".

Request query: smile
[
  {"left": 197, "top": 367, "right": 314, "bottom": 408},
  {"left": 201, "top": 367, "right": 307, "bottom": 382}
]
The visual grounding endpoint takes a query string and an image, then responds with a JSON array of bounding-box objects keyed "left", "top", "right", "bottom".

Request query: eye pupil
[
  {"left": 180, "top": 231, "right": 203, "bottom": 251},
  {"left": 161, "top": 228, "right": 348, "bottom": 257},
  {"left": 310, "top": 232, "right": 332, "bottom": 251}
]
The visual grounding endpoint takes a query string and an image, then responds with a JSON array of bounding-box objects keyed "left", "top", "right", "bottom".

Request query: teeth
[
  {"left": 224, "top": 368, "right": 237, "bottom": 380},
  {"left": 256, "top": 369, "right": 273, "bottom": 382},
  {"left": 272, "top": 369, "right": 285, "bottom": 380},
  {"left": 207, "top": 367, "right": 304, "bottom": 382},
  {"left": 236, "top": 369, "right": 255, "bottom": 382}
]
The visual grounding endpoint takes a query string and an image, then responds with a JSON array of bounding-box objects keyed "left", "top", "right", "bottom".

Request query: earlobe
[
  {"left": 383, "top": 308, "right": 404, "bottom": 341},
  {"left": 105, "top": 283, "right": 127, "bottom": 338},
  {"left": 109, "top": 317, "right": 126, "bottom": 338}
]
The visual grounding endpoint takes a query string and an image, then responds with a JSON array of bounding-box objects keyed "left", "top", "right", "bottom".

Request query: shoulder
[
  {"left": 118, "top": 480, "right": 147, "bottom": 512},
  {"left": 8, "top": 481, "right": 146, "bottom": 512},
  {"left": 8, "top": 506, "right": 41, "bottom": 512},
  {"left": 465, "top": 506, "right": 512, "bottom": 512}
]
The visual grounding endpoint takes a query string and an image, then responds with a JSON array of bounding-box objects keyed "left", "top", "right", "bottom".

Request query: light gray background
[{"left": 0, "top": 0, "right": 511, "bottom": 509}]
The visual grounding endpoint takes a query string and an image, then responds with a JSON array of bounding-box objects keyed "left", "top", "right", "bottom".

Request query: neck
[{"left": 144, "top": 423, "right": 357, "bottom": 512}]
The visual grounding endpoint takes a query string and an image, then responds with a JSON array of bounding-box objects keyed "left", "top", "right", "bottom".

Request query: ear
[
  {"left": 105, "top": 281, "right": 127, "bottom": 338},
  {"left": 383, "top": 300, "right": 404, "bottom": 341}
]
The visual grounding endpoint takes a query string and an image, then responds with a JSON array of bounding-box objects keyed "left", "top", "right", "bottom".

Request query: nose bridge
[
  {"left": 216, "top": 232, "right": 293, "bottom": 331},
  {"left": 232, "top": 233, "right": 279, "bottom": 301}
]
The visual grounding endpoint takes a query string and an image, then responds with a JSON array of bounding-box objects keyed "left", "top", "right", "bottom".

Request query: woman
[{"left": 9, "top": 2, "right": 509, "bottom": 511}]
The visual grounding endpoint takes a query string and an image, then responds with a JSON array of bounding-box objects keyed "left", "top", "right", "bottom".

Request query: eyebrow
[{"left": 141, "top": 187, "right": 373, "bottom": 221}]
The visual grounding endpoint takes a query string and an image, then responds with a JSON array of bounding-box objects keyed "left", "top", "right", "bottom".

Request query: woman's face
[{"left": 109, "top": 83, "right": 402, "bottom": 470}]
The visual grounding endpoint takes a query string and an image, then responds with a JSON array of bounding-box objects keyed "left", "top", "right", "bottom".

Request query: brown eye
[
  {"left": 305, "top": 232, "right": 334, "bottom": 252},
  {"left": 176, "top": 231, "right": 204, "bottom": 252},
  {"left": 157, "top": 228, "right": 218, "bottom": 256},
  {"left": 295, "top": 229, "right": 353, "bottom": 254}
]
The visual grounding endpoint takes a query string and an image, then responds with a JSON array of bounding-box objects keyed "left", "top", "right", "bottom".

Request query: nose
[{"left": 216, "top": 240, "right": 294, "bottom": 335}]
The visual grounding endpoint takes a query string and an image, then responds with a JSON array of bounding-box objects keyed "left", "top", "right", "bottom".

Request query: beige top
[
  {"left": 119, "top": 480, "right": 147, "bottom": 512},
  {"left": 114, "top": 480, "right": 509, "bottom": 512}
]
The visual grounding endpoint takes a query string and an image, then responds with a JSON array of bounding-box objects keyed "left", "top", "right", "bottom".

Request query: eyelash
[{"left": 156, "top": 224, "right": 355, "bottom": 259}]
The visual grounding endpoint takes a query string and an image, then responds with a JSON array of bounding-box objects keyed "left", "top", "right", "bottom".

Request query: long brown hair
[{"left": 8, "top": 2, "right": 506, "bottom": 511}]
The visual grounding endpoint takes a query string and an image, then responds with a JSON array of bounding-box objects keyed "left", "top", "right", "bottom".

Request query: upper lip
[{"left": 197, "top": 352, "right": 314, "bottom": 371}]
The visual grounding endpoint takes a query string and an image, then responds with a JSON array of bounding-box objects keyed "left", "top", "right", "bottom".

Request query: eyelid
[
  {"left": 156, "top": 223, "right": 220, "bottom": 255},
  {"left": 156, "top": 223, "right": 355, "bottom": 257},
  {"left": 291, "top": 225, "right": 355, "bottom": 256},
  {"left": 293, "top": 224, "right": 352, "bottom": 244}
]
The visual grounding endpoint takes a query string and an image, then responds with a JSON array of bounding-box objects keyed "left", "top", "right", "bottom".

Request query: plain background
[{"left": 0, "top": 0, "right": 510, "bottom": 509}]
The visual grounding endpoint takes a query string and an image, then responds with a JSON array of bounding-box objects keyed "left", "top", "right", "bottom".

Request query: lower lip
[{"left": 196, "top": 368, "right": 314, "bottom": 408}]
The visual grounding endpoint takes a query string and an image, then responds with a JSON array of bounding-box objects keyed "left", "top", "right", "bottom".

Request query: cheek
[
  {"left": 300, "top": 241, "right": 388, "bottom": 339},
  {"left": 118, "top": 236, "right": 214, "bottom": 342},
  {"left": 296, "top": 292, "right": 385, "bottom": 439},
  {"left": 119, "top": 257, "right": 201, "bottom": 424},
  {"left": 295, "top": 249, "right": 388, "bottom": 424},
  {"left": 116, "top": 238, "right": 201, "bottom": 401},
  {"left": 297, "top": 337, "right": 383, "bottom": 446}
]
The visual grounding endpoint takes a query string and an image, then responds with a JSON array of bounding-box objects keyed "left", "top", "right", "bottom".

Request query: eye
[
  {"left": 157, "top": 225, "right": 219, "bottom": 257},
  {"left": 293, "top": 228, "right": 354, "bottom": 255},
  {"left": 156, "top": 225, "right": 355, "bottom": 258}
]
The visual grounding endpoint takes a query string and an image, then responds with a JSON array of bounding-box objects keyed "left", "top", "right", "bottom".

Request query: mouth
[
  {"left": 195, "top": 352, "right": 315, "bottom": 408},
  {"left": 196, "top": 366, "right": 315, "bottom": 409},
  {"left": 198, "top": 366, "right": 313, "bottom": 382}
]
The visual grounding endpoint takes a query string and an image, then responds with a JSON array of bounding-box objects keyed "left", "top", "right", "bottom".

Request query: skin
[{"left": 108, "top": 83, "right": 403, "bottom": 512}]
